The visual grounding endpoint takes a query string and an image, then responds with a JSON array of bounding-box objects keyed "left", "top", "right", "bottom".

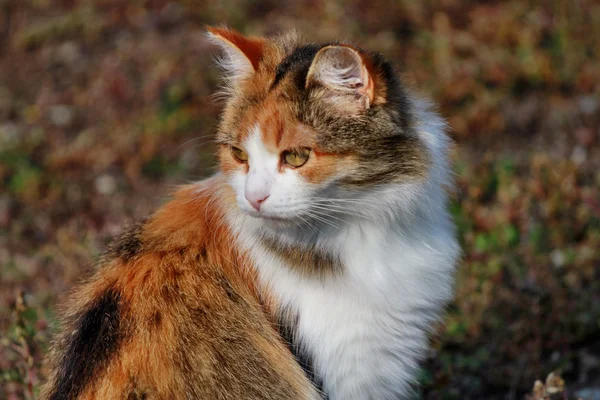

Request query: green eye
[
  {"left": 283, "top": 148, "right": 311, "bottom": 168},
  {"left": 231, "top": 146, "right": 248, "bottom": 162}
]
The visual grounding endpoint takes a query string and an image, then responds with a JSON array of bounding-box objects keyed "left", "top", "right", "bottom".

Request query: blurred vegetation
[{"left": 0, "top": 0, "right": 599, "bottom": 399}]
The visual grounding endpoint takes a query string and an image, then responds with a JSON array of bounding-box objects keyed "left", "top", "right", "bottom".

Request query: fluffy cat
[{"left": 41, "top": 27, "right": 459, "bottom": 400}]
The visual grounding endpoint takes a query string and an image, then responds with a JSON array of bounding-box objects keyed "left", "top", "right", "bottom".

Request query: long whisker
[
  {"left": 181, "top": 141, "right": 218, "bottom": 152},
  {"left": 295, "top": 214, "right": 319, "bottom": 235},
  {"left": 305, "top": 211, "right": 341, "bottom": 230},
  {"left": 308, "top": 207, "right": 349, "bottom": 224},
  {"left": 309, "top": 203, "right": 368, "bottom": 216},
  {"left": 312, "top": 197, "right": 382, "bottom": 207},
  {"left": 176, "top": 134, "right": 216, "bottom": 150}
]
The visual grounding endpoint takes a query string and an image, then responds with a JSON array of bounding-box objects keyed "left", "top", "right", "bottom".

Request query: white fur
[
  {"left": 223, "top": 99, "right": 459, "bottom": 399},
  {"left": 242, "top": 125, "right": 277, "bottom": 208}
]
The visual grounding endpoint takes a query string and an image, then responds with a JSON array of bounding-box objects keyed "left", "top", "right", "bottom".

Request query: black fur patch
[
  {"left": 271, "top": 44, "right": 324, "bottom": 89},
  {"left": 365, "top": 49, "right": 413, "bottom": 132},
  {"left": 104, "top": 219, "right": 146, "bottom": 263},
  {"left": 48, "top": 288, "right": 125, "bottom": 400}
]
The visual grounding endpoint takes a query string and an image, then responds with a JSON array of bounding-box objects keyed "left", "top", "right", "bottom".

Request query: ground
[{"left": 0, "top": 1, "right": 599, "bottom": 399}]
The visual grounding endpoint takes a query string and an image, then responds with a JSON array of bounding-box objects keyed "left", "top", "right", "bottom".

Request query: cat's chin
[
  {"left": 261, "top": 218, "right": 296, "bottom": 231},
  {"left": 242, "top": 210, "right": 301, "bottom": 229}
]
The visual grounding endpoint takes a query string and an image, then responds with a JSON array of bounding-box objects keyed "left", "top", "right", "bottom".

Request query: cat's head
[{"left": 208, "top": 27, "right": 446, "bottom": 228}]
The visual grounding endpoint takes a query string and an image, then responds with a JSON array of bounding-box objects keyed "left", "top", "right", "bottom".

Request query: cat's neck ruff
[
  {"left": 226, "top": 178, "right": 456, "bottom": 286},
  {"left": 225, "top": 179, "right": 458, "bottom": 399}
]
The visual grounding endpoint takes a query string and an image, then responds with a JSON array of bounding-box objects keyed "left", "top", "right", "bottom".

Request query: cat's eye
[
  {"left": 231, "top": 146, "right": 248, "bottom": 162},
  {"left": 283, "top": 148, "right": 311, "bottom": 168}
]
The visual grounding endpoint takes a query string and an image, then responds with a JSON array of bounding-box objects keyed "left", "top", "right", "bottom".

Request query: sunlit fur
[{"left": 41, "top": 27, "right": 459, "bottom": 400}]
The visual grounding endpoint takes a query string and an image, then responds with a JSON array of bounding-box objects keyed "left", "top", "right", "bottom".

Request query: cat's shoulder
[{"left": 41, "top": 176, "right": 318, "bottom": 399}]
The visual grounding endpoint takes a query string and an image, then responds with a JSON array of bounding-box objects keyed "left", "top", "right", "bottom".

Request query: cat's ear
[
  {"left": 206, "top": 26, "right": 265, "bottom": 82},
  {"left": 305, "top": 45, "right": 375, "bottom": 110}
]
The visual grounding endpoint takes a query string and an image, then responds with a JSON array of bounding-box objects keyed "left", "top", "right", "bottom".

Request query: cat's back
[{"left": 40, "top": 177, "right": 318, "bottom": 400}]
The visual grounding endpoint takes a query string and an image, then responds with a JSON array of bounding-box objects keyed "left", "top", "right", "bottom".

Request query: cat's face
[
  {"left": 219, "top": 97, "right": 356, "bottom": 221},
  {"left": 209, "top": 28, "right": 431, "bottom": 226}
]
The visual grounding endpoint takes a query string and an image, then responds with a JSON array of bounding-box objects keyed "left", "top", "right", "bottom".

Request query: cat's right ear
[
  {"left": 206, "top": 26, "right": 265, "bottom": 83},
  {"left": 305, "top": 45, "right": 376, "bottom": 111}
]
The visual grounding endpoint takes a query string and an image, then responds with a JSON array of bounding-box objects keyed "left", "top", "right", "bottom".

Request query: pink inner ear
[
  {"left": 206, "top": 27, "right": 265, "bottom": 71},
  {"left": 340, "top": 46, "right": 375, "bottom": 104},
  {"left": 307, "top": 45, "right": 375, "bottom": 105},
  {"left": 349, "top": 56, "right": 375, "bottom": 104},
  {"left": 362, "top": 60, "right": 375, "bottom": 103}
]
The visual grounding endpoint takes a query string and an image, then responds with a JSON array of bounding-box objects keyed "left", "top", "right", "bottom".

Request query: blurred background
[{"left": 0, "top": 0, "right": 599, "bottom": 399}]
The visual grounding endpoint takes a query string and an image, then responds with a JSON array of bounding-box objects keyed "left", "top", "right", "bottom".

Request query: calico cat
[{"left": 41, "top": 27, "right": 459, "bottom": 400}]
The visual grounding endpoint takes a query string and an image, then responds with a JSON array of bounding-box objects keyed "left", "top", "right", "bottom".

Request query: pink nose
[{"left": 246, "top": 193, "right": 269, "bottom": 211}]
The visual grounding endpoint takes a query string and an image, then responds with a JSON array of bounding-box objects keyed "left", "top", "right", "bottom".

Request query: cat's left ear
[
  {"left": 206, "top": 26, "right": 265, "bottom": 82},
  {"left": 305, "top": 45, "right": 375, "bottom": 110}
]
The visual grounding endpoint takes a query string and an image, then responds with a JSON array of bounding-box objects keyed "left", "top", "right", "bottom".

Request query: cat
[{"left": 41, "top": 27, "right": 459, "bottom": 400}]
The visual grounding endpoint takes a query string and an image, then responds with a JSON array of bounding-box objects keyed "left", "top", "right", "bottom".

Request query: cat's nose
[{"left": 245, "top": 191, "right": 269, "bottom": 211}]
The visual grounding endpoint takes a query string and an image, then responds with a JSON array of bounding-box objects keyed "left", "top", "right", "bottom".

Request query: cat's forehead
[
  {"left": 216, "top": 42, "right": 317, "bottom": 146},
  {"left": 236, "top": 95, "right": 318, "bottom": 152}
]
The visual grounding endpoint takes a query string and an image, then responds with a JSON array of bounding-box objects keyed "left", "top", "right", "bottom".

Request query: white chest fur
[{"left": 232, "top": 211, "right": 459, "bottom": 400}]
